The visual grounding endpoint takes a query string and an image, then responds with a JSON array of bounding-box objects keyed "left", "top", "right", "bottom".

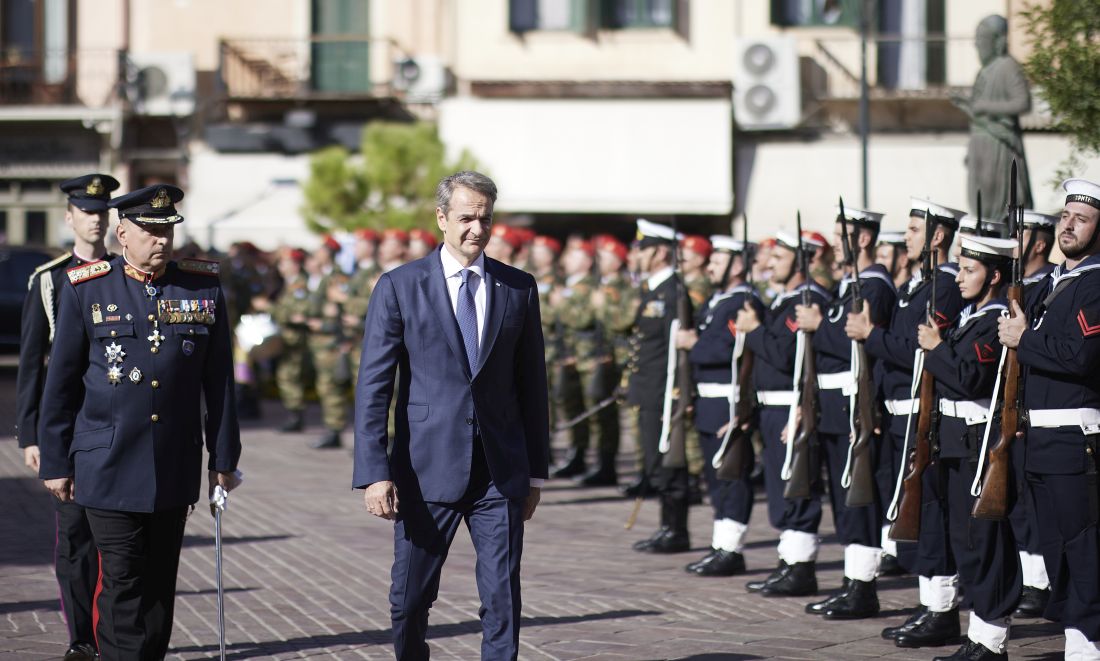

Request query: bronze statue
[{"left": 952, "top": 15, "right": 1032, "bottom": 219}]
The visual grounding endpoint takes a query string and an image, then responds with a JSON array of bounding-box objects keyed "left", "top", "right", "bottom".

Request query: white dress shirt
[{"left": 440, "top": 247, "right": 487, "bottom": 346}]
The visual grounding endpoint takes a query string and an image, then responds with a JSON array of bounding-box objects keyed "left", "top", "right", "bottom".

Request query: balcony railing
[
  {"left": 0, "top": 49, "right": 119, "bottom": 106},
  {"left": 217, "top": 36, "right": 402, "bottom": 100}
]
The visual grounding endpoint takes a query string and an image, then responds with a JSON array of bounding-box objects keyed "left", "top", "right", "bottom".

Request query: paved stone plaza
[{"left": 0, "top": 363, "right": 1066, "bottom": 660}]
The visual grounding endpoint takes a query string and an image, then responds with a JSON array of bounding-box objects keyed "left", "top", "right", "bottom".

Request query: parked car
[{"left": 0, "top": 246, "right": 62, "bottom": 351}]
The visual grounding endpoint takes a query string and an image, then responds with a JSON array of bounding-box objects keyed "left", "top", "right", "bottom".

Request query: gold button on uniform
[
  {"left": 151, "top": 346, "right": 159, "bottom": 354},
  {"left": 151, "top": 380, "right": 160, "bottom": 389},
  {"left": 110, "top": 330, "right": 117, "bottom": 337},
  {"left": 189, "top": 329, "right": 195, "bottom": 334},
  {"left": 147, "top": 314, "right": 155, "bottom": 321},
  {"left": 151, "top": 414, "right": 160, "bottom": 422}
]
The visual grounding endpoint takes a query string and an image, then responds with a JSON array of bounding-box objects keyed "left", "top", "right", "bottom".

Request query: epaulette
[
  {"left": 178, "top": 258, "right": 220, "bottom": 276},
  {"left": 67, "top": 260, "right": 112, "bottom": 285},
  {"left": 27, "top": 252, "right": 71, "bottom": 290}
]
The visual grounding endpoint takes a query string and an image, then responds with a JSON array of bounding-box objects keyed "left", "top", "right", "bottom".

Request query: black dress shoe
[
  {"left": 882, "top": 606, "right": 928, "bottom": 639},
  {"left": 645, "top": 529, "right": 690, "bottom": 554},
  {"left": 1014, "top": 585, "right": 1050, "bottom": 618},
  {"left": 279, "top": 410, "right": 304, "bottom": 433},
  {"left": 823, "top": 578, "right": 880, "bottom": 620},
  {"left": 747, "top": 561, "right": 789, "bottom": 592},
  {"left": 633, "top": 527, "right": 669, "bottom": 552},
  {"left": 806, "top": 578, "right": 851, "bottom": 614},
  {"left": 760, "top": 561, "right": 817, "bottom": 597},
  {"left": 63, "top": 642, "right": 97, "bottom": 661},
  {"left": 894, "top": 607, "right": 960, "bottom": 648},
  {"left": 576, "top": 464, "right": 618, "bottom": 487},
  {"left": 551, "top": 450, "right": 586, "bottom": 478},
  {"left": 692, "top": 550, "right": 746, "bottom": 576},
  {"left": 932, "top": 640, "right": 1006, "bottom": 660},
  {"left": 685, "top": 548, "right": 718, "bottom": 573},
  {"left": 878, "top": 553, "right": 906, "bottom": 576},
  {"left": 311, "top": 430, "right": 341, "bottom": 449}
]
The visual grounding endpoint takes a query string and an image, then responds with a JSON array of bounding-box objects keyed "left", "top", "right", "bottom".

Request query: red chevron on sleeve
[
  {"left": 974, "top": 342, "right": 996, "bottom": 364},
  {"left": 727, "top": 319, "right": 737, "bottom": 336},
  {"left": 933, "top": 311, "right": 951, "bottom": 330},
  {"left": 784, "top": 317, "right": 799, "bottom": 333},
  {"left": 1079, "top": 309, "right": 1100, "bottom": 337}
]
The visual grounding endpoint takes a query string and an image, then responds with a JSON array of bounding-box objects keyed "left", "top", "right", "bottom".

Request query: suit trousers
[
  {"left": 819, "top": 431, "right": 881, "bottom": 547},
  {"left": 55, "top": 500, "right": 99, "bottom": 647},
  {"left": 389, "top": 441, "right": 525, "bottom": 661},
  {"left": 84, "top": 507, "right": 188, "bottom": 661},
  {"left": 699, "top": 429, "right": 753, "bottom": 523},
  {"left": 759, "top": 407, "right": 822, "bottom": 533}
]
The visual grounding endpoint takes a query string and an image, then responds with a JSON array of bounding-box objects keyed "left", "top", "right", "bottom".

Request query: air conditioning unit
[
  {"left": 128, "top": 52, "right": 196, "bottom": 116},
  {"left": 733, "top": 37, "right": 801, "bottom": 131},
  {"left": 392, "top": 55, "right": 448, "bottom": 104}
]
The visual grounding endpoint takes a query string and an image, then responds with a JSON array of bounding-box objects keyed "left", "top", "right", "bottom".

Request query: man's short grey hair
[{"left": 435, "top": 171, "right": 497, "bottom": 214}]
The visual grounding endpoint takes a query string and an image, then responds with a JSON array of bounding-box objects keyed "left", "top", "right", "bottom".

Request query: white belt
[
  {"left": 885, "top": 398, "right": 919, "bottom": 416},
  {"left": 938, "top": 398, "right": 991, "bottom": 425},
  {"left": 757, "top": 390, "right": 797, "bottom": 407},
  {"left": 1029, "top": 408, "right": 1100, "bottom": 434},
  {"left": 817, "top": 370, "right": 855, "bottom": 393},
  {"left": 697, "top": 383, "right": 738, "bottom": 399}
]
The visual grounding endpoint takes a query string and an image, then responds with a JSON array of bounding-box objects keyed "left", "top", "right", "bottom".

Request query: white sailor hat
[
  {"left": 1063, "top": 178, "right": 1100, "bottom": 210},
  {"left": 981, "top": 219, "right": 1009, "bottom": 237},
  {"left": 710, "top": 235, "right": 745, "bottom": 253},
  {"left": 837, "top": 205, "right": 884, "bottom": 227},
  {"left": 958, "top": 214, "right": 979, "bottom": 233},
  {"left": 775, "top": 230, "right": 825, "bottom": 251},
  {"left": 635, "top": 218, "right": 680, "bottom": 246},
  {"left": 960, "top": 235, "right": 1015, "bottom": 264},
  {"left": 878, "top": 231, "right": 906, "bottom": 246},
  {"left": 1021, "top": 209, "right": 1058, "bottom": 229},
  {"left": 910, "top": 197, "right": 966, "bottom": 229}
]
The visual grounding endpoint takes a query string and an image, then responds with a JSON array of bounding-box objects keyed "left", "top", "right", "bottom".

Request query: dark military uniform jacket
[
  {"left": 16, "top": 252, "right": 109, "bottom": 448},
  {"left": 1022, "top": 262, "right": 1055, "bottom": 295},
  {"left": 923, "top": 299, "right": 1006, "bottom": 459},
  {"left": 627, "top": 267, "right": 690, "bottom": 409},
  {"left": 1019, "top": 255, "right": 1100, "bottom": 474},
  {"left": 37, "top": 255, "right": 241, "bottom": 512},
  {"left": 746, "top": 282, "right": 832, "bottom": 395},
  {"left": 689, "top": 284, "right": 765, "bottom": 434},
  {"left": 865, "top": 263, "right": 963, "bottom": 403},
  {"left": 812, "top": 264, "right": 896, "bottom": 435}
]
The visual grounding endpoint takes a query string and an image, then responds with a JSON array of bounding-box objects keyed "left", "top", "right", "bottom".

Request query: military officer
[
  {"left": 629, "top": 219, "right": 694, "bottom": 553},
  {"left": 998, "top": 178, "right": 1100, "bottom": 660},
  {"left": 676, "top": 235, "right": 765, "bottom": 576},
  {"left": 306, "top": 237, "right": 350, "bottom": 449},
  {"left": 910, "top": 234, "right": 1021, "bottom": 659},
  {"left": 797, "top": 206, "right": 897, "bottom": 619},
  {"left": 15, "top": 173, "right": 120, "bottom": 661},
  {"left": 846, "top": 198, "right": 966, "bottom": 645},
  {"left": 267, "top": 248, "right": 312, "bottom": 432},
  {"left": 736, "top": 230, "right": 832, "bottom": 596},
  {"left": 37, "top": 184, "right": 242, "bottom": 661}
]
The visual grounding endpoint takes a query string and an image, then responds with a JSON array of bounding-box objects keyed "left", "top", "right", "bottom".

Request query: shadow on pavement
[
  {"left": 171, "top": 608, "right": 659, "bottom": 659},
  {"left": 0, "top": 598, "right": 60, "bottom": 616},
  {"left": 182, "top": 533, "right": 292, "bottom": 548}
]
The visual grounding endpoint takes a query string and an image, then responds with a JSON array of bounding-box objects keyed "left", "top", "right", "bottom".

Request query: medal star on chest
[
  {"left": 105, "top": 342, "right": 126, "bottom": 363},
  {"left": 148, "top": 329, "right": 166, "bottom": 348}
]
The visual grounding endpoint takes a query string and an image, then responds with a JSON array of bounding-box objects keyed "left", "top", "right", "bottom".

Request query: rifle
[
  {"left": 715, "top": 215, "right": 758, "bottom": 480},
  {"left": 971, "top": 161, "right": 1023, "bottom": 519},
  {"left": 660, "top": 217, "right": 692, "bottom": 470},
  {"left": 783, "top": 212, "right": 819, "bottom": 499},
  {"left": 889, "top": 212, "right": 940, "bottom": 542},
  {"left": 839, "top": 198, "right": 878, "bottom": 507}
]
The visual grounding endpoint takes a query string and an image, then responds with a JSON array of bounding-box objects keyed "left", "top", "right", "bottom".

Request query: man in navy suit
[{"left": 353, "top": 171, "right": 550, "bottom": 661}]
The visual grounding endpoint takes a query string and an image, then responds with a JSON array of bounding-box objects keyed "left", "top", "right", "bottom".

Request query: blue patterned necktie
[{"left": 457, "top": 268, "right": 479, "bottom": 371}]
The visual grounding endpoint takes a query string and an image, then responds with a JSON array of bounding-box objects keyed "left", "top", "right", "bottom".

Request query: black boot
[
  {"left": 551, "top": 449, "right": 586, "bottom": 478},
  {"left": 893, "top": 607, "right": 961, "bottom": 648},
  {"left": 1014, "top": 585, "right": 1050, "bottom": 618},
  {"left": 747, "top": 561, "right": 789, "bottom": 593},
  {"left": 823, "top": 578, "right": 880, "bottom": 619},
  {"left": 647, "top": 496, "right": 689, "bottom": 553},
  {"left": 806, "top": 578, "right": 851, "bottom": 614},
  {"left": 279, "top": 409, "right": 304, "bottom": 433},
  {"left": 691, "top": 549, "right": 746, "bottom": 576},
  {"left": 633, "top": 527, "right": 669, "bottom": 552},
  {"left": 577, "top": 453, "right": 618, "bottom": 486},
  {"left": 878, "top": 553, "right": 906, "bottom": 577},
  {"left": 882, "top": 606, "right": 928, "bottom": 639},
  {"left": 685, "top": 549, "right": 718, "bottom": 573},
  {"left": 760, "top": 561, "right": 817, "bottom": 597},
  {"left": 932, "top": 640, "right": 1006, "bottom": 660},
  {"left": 311, "top": 430, "right": 341, "bottom": 449},
  {"left": 63, "top": 642, "right": 97, "bottom": 661}
]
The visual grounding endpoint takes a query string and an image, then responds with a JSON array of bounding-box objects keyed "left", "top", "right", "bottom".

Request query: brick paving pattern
[{"left": 0, "top": 365, "right": 1064, "bottom": 660}]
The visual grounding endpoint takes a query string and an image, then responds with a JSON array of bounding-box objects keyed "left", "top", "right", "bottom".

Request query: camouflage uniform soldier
[
  {"left": 343, "top": 229, "right": 381, "bottom": 382},
  {"left": 269, "top": 248, "right": 312, "bottom": 432},
  {"left": 548, "top": 240, "right": 591, "bottom": 479},
  {"left": 530, "top": 235, "right": 562, "bottom": 433},
  {"left": 307, "top": 236, "right": 350, "bottom": 449}
]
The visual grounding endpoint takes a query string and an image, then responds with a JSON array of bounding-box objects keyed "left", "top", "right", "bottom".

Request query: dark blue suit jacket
[{"left": 352, "top": 248, "right": 550, "bottom": 502}]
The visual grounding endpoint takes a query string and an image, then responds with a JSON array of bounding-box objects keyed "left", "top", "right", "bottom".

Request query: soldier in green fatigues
[
  {"left": 268, "top": 248, "right": 312, "bottom": 432},
  {"left": 306, "top": 237, "right": 350, "bottom": 449},
  {"left": 681, "top": 236, "right": 715, "bottom": 498},
  {"left": 341, "top": 229, "right": 381, "bottom": 382},
  {"left": 530, "top": 235, "right": 562, "bottom": 439}
]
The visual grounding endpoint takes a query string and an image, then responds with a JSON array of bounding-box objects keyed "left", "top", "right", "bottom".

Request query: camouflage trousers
[
  {"left": 276, "top": 340, "right": 309, "bottom": 412},
  {"left": 309, "top": 336, "right": 350, "bottom": 431}
]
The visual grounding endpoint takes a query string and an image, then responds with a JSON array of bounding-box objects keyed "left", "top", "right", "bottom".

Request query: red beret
[
  {"left": 322, "top": 235, "right": 341, "bottom": 252},
  {"left": 356, "top": 228, "right": 379, "bottom": 242},
  {"left": 408, "top": 228, "right": 438, "bottom": 247},
  {"left": 595, "top": 235, "right": 628, "bottom": 262},
  {"left": 382, "top": 228, "right": 409, "bottom": 243},
  {"left": 532, "top": 235, "right": 561, "bottom": 254},
  {"left": 492, "top": 224, "right": 523, "bottom": 251},
  {"left": 680, "top": 235, "right": 712, "bottom": 258},
  {"left": 287, "top": 248, "right": 307, "bottom": 263}
]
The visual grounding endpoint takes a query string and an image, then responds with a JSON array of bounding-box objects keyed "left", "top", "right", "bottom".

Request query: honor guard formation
[{"left": 12, "top": 169, "right": 1100, "bottom": 660}]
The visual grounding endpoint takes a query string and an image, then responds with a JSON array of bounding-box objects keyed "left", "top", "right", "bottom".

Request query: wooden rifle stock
[
  {"left": 889, "top": 369, "right": 935, "bottom": 541},
  {"left": 715, "top": 347, "right": 756, "bottom": 480},
  {"left": 784, "top": 336, "right": 818, "bottom": 499},
  {"left": 662, "top": 267, "right": 694, "bottom": 470},
  {"left": 846, "top": 333, "right": 878, "bottom": 507},
  {"left": 971, "top": 282, "right": 1022, "bottom": 519}
]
